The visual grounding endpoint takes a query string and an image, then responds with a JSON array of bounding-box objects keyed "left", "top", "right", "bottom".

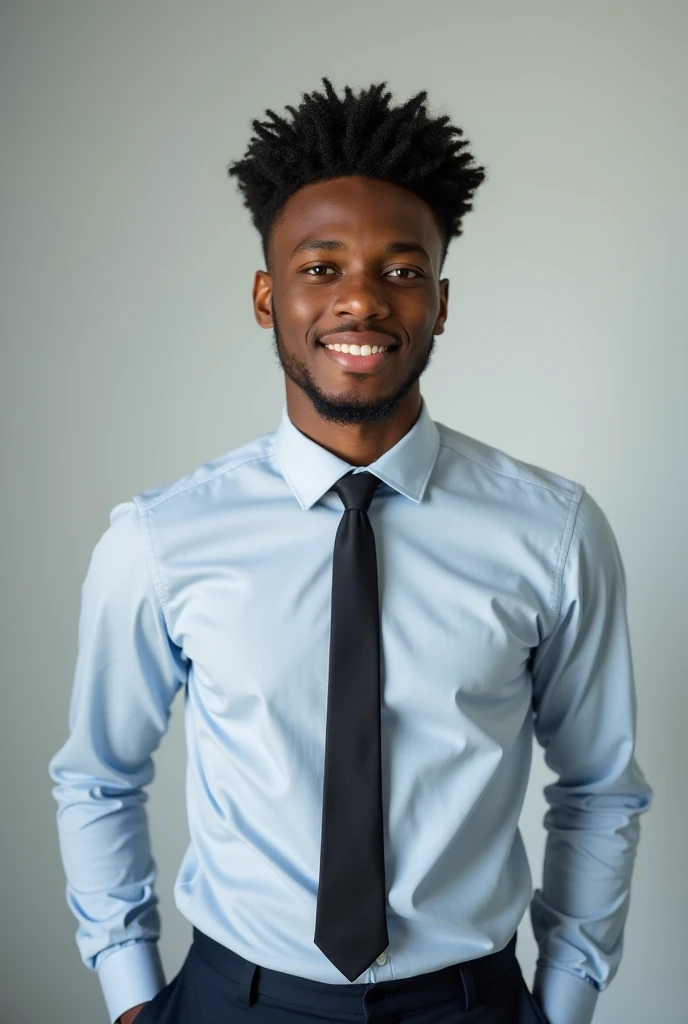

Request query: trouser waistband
[{"left": 191, "top": 927, "right": 518, "bottom": 1013}]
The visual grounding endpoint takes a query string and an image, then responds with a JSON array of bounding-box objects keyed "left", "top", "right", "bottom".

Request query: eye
[
  {"left": 387, "top": 267, "right": 422, "bottom": 279},
  {"left": 303, "top": 265, "right": 335, "bottom": 276}
]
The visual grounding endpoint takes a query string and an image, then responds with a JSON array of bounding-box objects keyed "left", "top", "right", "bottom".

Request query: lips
[
  {"left": 318, "top": 331, "right": 399, "bottom": 350},
  {"left": 317, "top": 340, "right": 398, "bottom": 372}
]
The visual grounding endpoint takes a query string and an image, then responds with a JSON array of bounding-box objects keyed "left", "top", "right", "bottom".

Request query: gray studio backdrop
[{"left": 2, "top": 2, "right": 686, "bottom": 1021}]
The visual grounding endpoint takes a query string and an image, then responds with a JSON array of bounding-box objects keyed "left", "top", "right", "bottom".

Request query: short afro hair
[{"left": 227, "top": 77, "right": 487, "bottom": 272}]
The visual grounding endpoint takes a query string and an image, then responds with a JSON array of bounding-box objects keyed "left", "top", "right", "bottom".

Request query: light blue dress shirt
[{"left": 49, "top": 396, "right": 652, "bottom": 1024}]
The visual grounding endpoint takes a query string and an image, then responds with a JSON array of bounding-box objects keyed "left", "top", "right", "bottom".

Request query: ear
[
  {"left": 434, "top": 278, "right": 449, "bottom": 335},
  {"left": 253, "top": 270, "right": 274, "bottom": 328}
]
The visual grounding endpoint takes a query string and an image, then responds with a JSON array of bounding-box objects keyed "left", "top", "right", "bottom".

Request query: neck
[{"left": 284, "top": 384, "right": 423, "bottom": 467}]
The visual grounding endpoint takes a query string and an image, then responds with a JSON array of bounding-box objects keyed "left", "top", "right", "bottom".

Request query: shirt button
[{"left": 376, "top": 952, "right": 388, "bottom": 965}]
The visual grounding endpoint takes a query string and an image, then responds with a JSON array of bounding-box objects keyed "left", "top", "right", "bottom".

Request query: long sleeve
[
  {"left": 528, "top": 489, "right": 653, "bottom": 1024},
  {"left": 49, "top": 499, "right": 189, "bottom": 1023}
]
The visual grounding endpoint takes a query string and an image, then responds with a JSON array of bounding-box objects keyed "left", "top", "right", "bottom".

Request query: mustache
[{"left": 316, "top": 324, "right": 400, "bottom": 344}]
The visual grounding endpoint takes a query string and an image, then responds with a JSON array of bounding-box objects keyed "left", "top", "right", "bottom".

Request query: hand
[{"left": 117, "top": 1003, "right": 149, "bottom": 1024}]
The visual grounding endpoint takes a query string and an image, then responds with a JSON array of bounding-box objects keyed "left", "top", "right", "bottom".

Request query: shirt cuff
[
  {"left": 532, "top": 964, "right": 599, "bottom": 1024},
  {"left": 96, "top": 940, "right": 166, "bottom": 1023}
]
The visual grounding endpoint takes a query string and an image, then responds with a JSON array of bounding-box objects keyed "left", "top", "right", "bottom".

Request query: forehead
[{"left": 270, "top": 175, "right": 442, "bottom": 260}]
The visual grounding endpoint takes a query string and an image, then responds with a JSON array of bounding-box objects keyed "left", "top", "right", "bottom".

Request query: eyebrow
[{"left": 290, "top": 238, "right": 432, "bottom": 261}]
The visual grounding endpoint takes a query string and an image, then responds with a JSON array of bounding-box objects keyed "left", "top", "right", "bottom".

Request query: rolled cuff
[
  {"left": 532, "top": 964, "right": 599, "bottom": 1024},
  {"left": 97, "top": 940, "right": 166, "bottom": 1023}
]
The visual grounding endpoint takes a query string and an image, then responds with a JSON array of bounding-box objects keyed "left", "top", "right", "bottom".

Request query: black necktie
[{"left": 313, "top": 470, "right": 389, "bottom": 982}]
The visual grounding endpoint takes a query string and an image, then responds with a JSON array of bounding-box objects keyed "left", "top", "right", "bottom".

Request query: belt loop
[
  {"left": 459, "top": 963, "right": 477, "bottom": 1011},
  {"left": 238, "top": 960, "right": 259, "bottom": 1006}
]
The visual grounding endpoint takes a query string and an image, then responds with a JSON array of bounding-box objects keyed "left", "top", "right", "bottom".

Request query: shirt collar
[{"left": 273, "top": 395, "right": 441, "bottom": 510}]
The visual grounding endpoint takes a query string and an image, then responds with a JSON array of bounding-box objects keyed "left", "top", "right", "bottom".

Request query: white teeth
[{"left": 324, "top": 342, "right": 390, "bottom": 355}]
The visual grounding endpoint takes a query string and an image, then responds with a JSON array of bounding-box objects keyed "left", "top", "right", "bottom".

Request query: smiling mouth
[
  {"left": 316, "top": 331, "right": 400, "bottom": 356},
  {"left": 316, "top": 338, "right": 400, "bottom": 372},
  {"left": 317, "top": 340, "right": 397, "bottom": 356}
]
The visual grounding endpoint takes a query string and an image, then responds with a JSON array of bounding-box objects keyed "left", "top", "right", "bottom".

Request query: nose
[{"left": 331, "top": 270, "right": 391, "bottom": 321}]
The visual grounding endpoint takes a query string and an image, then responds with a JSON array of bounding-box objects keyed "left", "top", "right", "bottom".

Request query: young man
[{"left": 50, "top": 78, "right": 652, "bottom": 1024}]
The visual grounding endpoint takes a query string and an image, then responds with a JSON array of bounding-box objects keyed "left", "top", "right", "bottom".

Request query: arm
[
  {"left": 49, "top": 499, "right": 188, "bottom": 1024},
  {"left": 528, "top": 489, "right": 653, "bottom": 1024}
]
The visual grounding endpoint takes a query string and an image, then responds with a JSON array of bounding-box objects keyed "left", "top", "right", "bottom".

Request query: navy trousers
[{"left": 135, "top": 928, "right": 550, "bottom": 1024}]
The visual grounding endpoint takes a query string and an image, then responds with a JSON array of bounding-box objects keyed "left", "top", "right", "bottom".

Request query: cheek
[
  {"left": 404, "top": 312, "right": 437, "bottom": 341},
  {"left": 279, "top": 287, "right": 318, "bottom": 326},
  {"left": 421, "top": 293, "right": 442, "bottom": 326},
  {"left": 397, "top": 290, "right": 440, "bottom": 332}
]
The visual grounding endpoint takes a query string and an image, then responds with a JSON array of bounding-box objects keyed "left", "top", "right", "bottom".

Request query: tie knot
[{"left": 332, "top": 471, "right": 381, "bottom": 512}]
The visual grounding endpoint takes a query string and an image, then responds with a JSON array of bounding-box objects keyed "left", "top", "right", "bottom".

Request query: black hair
[{"left": 227, "top": 77, "right": 487, "bottom": 272}]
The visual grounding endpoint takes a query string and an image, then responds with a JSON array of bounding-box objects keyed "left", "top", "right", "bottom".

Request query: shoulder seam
[
  {"left": 136, "top": 451, "right": 272, "bottom": 512},
  {"left": 550, "top": 487, "right": 585, "bottom": 622},
  {"left": 437, "top": 439, "right": 580, "bottom": 498},
  {"left": 131, "top": 497, "right": 173, "bottom": 624}
]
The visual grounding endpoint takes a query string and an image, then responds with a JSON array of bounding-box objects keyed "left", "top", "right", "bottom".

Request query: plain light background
[{"left": 1, "top": 2, "right": 686, "bottom": 1021}]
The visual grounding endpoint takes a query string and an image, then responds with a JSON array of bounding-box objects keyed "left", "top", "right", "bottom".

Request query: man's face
[{"left": 253, "top": 175, "right": 449, "bottom": 426}]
